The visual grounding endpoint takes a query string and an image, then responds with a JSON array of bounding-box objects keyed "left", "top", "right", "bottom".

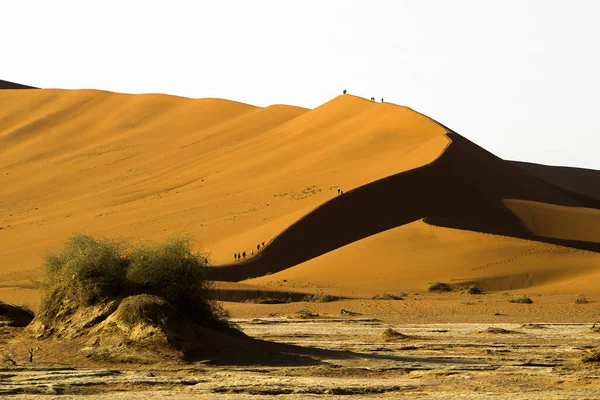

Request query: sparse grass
[
  {"left": 303, "top": 291, "right": 337, "bottom": 303},
  {"left": 372, "top": 293, "right": 404, "bottom": 300},
  {"left": 297, "top": 308, "right": 319, "bottom": 318},
  {"left": 460, "top": 285, "right": 482, "bottom": 295},
  {"left": 575, "top": 294, "right": 589, "bottom": 304},
  {"left": 381, "top": 328, "right": 410, "bottom": 340},
  {"left": 428, "top": 282, "right": 451, "bottom": 292},
  {"left": 245, "top": 297, "right": 291, "bottom": 305},
  {"left": 509, "top": 295, "right": 533, "bottom": 304},
  {"left": 481, "top": 327, "right": 520, "bottom": 334},
  {"left": 38, "top": 234, "right": 227, "bottom": 328}
]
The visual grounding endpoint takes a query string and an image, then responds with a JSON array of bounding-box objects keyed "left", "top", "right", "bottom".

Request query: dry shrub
[
  {"left": 303, "top": 291, "right": 337, "bottom": 303},
  {"left": 297, "top": 308, "right": 319, "bottom": 318},
  {"left": 509, "top": 295, "right": 533, "bottom": 304},
  {"left": 575, "top": 295, "right": 589, "bottom": 304},
  {"left": 381, "top": 328, "right": 410, "bottom": 341},
  {"left": 38, "top": 234, "right": 227, "bottom": 329},
  {"left": 127, "top": 237, "right": 226, "bottom": 327},
  {"left": 428, "top": 281, "right": 451, "bottom": 292},
  {"left": 39, "top": 234, "right": 127, "bottom": 322},
  {"left": 461, "top": 285, "right": 482, "bottom": 295},
  {"left": 372, "top": 293, "right": 404, "bottom": 300}
]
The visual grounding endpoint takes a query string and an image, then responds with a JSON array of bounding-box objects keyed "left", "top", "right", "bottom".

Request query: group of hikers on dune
[
  {"left": 343, "top": 89, "right": 383, "bottom": 103},
  {"left": 233, "top": 187, "right": 345, "bottom": 262},
  {"left": 234, "top": 241, "right": 265, "bottom": 262}
]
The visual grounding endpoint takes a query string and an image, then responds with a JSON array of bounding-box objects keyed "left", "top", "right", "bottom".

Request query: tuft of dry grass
[{"left": 575, "top": 295, "right": 589, "bottom": 304}]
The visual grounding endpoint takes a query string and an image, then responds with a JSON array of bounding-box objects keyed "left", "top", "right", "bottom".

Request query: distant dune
[
  {"left": 0, "top": 79, "right": 37, "bottom": 89},
  {"left": 0, "top": 86, "right": 598, "bottom": 303}
]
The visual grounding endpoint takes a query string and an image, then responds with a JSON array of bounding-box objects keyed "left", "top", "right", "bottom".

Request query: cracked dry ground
[{"left": 2, "top": 316, "right": 600, "bottom": 399}]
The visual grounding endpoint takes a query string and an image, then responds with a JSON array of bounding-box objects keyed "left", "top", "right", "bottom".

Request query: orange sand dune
[
  {"left": 0, "top": 87, "right": 599, "bottom": 304},
  {"left": 210, "top": 133, "right": 599, "bottom": 282},
  {"left": 246, "top": 220, "right": 600, "bottom": 295},
  {"left": 0, "top": 90, "right": 447, "bottom": 280}
]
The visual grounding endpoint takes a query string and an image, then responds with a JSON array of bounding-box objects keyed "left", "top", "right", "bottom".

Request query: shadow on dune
[
  {"left": 208, "top": 133, "right": 600, "bottom": 282},
  {"left": 511, "top": 161, "right": 600, "bottom": 201},
  {"left": 0, "top": 79, "right": 36, "bottom": 90}
]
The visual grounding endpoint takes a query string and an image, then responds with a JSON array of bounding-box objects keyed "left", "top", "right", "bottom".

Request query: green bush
[
  {"left": 428, "top": 281, "right": 451, "bottom": 292},
  {"left": 39, "top": 234, "right": 226, "bottom": 328}
]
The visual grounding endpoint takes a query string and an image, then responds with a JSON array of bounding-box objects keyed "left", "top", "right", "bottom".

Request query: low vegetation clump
[
  {"left": 297, "top": 308, "right": 319, "bottom": 318},
  {"left": 481, "top": 327, "right": 520, "bottom": 335},
  {"left": 380, "top": 328, "right": 410, "bottom": 341},
  {"left": 460, "top": 285, "right": 483, "bottom": 295},
  {"left": 428, "top": 281, "right": 451, "bottom": 292},
  {"left": 575, "top": 295, "right": 589, "bottom": 304},
  {"left": 509, "top": 295, "right": 533, "bottom": 304},
  {"left": 37, "top": 234, "right": 227, "bottom": 330},
  {"left": 303, "top": 291, "right": 337, "bottom": 303},
  {"left": 372, "top": 293, "right": 404, "bottom": 300}
]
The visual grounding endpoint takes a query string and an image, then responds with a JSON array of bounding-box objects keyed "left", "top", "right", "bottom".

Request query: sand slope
[
  {"left": 246, "top": 219, "right": 600, "bottom": 295},
  {"left": 0, "top": 91, "right": 446, "bottom": 278},
  {"left": 1, "top": 87, "right": 599, "bottom": 302}
]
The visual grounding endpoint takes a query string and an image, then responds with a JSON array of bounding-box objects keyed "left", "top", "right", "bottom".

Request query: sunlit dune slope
[
  {"left": 246, "top": 220, "right": 600, "bottom": 295},
  {"left": 0, "top": 90, "right": 447, "bottom": 282},
  {"left": 210, "top": 133, "right": 600, "bottom": 282}
]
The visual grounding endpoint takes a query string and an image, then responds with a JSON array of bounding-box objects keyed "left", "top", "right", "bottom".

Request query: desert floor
[{"left": 3, "top": 295, "right": 600, "bottom": 399}]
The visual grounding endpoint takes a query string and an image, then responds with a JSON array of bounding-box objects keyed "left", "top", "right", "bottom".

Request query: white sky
[{"left": 2, "top": 0, "right": 599, "bottom": 169}]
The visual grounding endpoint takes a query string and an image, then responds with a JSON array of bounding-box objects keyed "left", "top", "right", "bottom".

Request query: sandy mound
[{"left": 27, "top": 294, "right": 249, "bottom": 363}]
